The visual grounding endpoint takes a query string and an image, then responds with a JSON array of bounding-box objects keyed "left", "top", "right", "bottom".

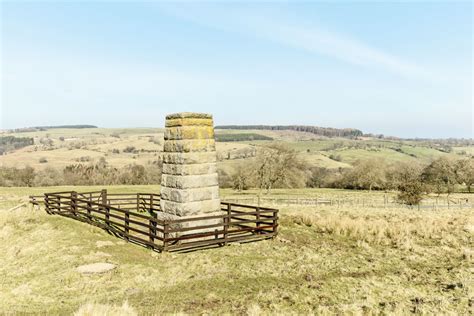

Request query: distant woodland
[
  {"left": 0, "top": 136, "right": 34, "bottom": 155},
  {"left": 215, "top": 133, "right": 273, "bottom": 142},
  {"left": 9, "top": 125, "right": 97, "bottom": 133},
  {"left": 215, "top": 125, "right": 363, "bottom": 138}
]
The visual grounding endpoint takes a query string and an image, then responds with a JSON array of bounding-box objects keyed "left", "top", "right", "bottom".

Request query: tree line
[
  {"left": 2, "top": 145, "right": 473, "bottom": 206},
  {"left": 9, "top": 125, "right": 97, "bottom": 133},
  {"left": 219, "top": 145, "right": 474, "bottom": 205},
  {"left": 0, "top": 158, "right": 162, "bottom": 187}
]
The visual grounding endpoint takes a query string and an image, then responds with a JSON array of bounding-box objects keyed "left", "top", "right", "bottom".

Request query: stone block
[
  {"left": 159, "top": 199, "right": 222, "bottom": 216},
  {"left": 165, "top": 118, "right": 213, "bottom": 128},
  {"left": 162, "top": 152, "right": 217, "bottom": 165},
  {"left": 166, "top": 112, "right": 213, "bottom": 120},
  {"left": 161, "top": 173, "right": 219, "bottom": 189},
  {"left": 160, "top": 186, "right": 220, "bottom": 203},
  {"left": 162, "top": 163, "right": 217, "bottom": 176},
  {"left": 163, "top": 139, "right": 215, "bottom": 153},
  {"left": 164, "top": 126, "right": 214, "bottom": 140}
]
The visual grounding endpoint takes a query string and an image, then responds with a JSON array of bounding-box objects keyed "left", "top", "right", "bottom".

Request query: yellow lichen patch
[
  {"left": 163, "top": 139, "right": 216, "bottom": 153},
  {"left": 165, "top": 112, "right": 213, "bottom": 120},
  {"left": 165, "top": 118, "right": 213, "bottom": 128},
  {"left": 165, "top": 126, "right": 215, "bottom": 140}
]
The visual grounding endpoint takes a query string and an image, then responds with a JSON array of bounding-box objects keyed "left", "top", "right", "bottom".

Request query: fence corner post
[
  {"left": 101, "top": 189, "right": 107, "bottom": 205},
  {"left": 225, "top": 203, "right": 231, "bottom": 245},
  {"left": 44, "top": 194, "right": 51, "bottom": 214},
  {"left": 273, "top": 209, "right": 278, "bottom": 237}
]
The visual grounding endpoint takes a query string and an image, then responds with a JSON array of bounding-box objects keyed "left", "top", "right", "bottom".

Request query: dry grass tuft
[
  {"left": 74, "top": 301, "right": 137, "bottom": 316},
  {"left": 287, "top": 205, "right": 471, "bottom": 250}
]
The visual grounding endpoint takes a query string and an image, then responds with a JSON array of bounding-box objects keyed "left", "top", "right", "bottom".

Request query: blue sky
[{"left": 1, "top": 1, "right": 472, "bottom": 138}]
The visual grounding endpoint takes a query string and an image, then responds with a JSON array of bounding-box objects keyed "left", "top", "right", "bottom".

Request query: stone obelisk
[{"left": 160, "top": 113, "right": 221, "bottom": 218}]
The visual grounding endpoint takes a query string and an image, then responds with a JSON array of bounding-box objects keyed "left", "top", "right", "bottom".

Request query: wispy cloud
[{"left": 158, "top": 4, "right": 428, "bottom": 79}]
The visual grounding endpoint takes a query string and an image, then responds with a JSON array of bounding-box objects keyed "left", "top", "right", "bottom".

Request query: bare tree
[
  {"left": 231, "top": 164, "right": 253, "bottom": 192},
  {"left": 343, "top": 159, "right": 386, "bottom": 191},
  {"left": 252, "top": 144, "right": 307, "bottom": 194},
  {"left": 454, "top": 158, "right": 474, "bottom": 193},
  {"left": 422, "top": 157, "right": 457, "bottom": 196}
]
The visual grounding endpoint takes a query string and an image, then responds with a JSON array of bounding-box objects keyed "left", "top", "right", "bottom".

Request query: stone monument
[{"left": 160, "top": 112, "right": 221, "bottom": 221}]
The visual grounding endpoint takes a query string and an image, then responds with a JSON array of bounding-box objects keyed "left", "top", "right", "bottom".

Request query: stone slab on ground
[{"left": 76, "top": 262, "right": 116, "bottom": 274}]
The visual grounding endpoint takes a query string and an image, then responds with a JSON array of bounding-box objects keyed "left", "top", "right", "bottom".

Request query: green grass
[{"left": 1, "top": 186, "right": 472, "bottom": 314}]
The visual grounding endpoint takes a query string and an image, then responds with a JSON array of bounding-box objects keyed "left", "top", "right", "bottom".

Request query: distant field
[
  {"left": 0, "top": 186, "right": 472, "bottom": 314},
  {"left": 0, "top": 128, "right": 470, "bottom": 173}
]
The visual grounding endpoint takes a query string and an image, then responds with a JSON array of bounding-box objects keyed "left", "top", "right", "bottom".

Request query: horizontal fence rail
[
  {"left": 223, "top": 196, "right": 473, "bottom": 210},
  {"left": 30, "top": 190, "right": 278, "bottom": 252}
]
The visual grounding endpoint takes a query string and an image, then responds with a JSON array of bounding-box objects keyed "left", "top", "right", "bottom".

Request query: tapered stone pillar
[{"left": 160, "top": 113, "right": 221, "bottom": 218}]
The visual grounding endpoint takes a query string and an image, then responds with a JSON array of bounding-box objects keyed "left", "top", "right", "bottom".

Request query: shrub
[
  {"left": 75, "top": 156, "right": 91, "bottom": 162},
  {"left": 0, "top": 166, "right": 36, "bottom": 186},
  {"left": 123, "top": 146, "right": 136, "bottom": 153},
  {"left": 39, "top": 157, "right": 48, "bottom": 163},
  {"left": 329, "top": 154, "right": 342, "bottom": 162}
]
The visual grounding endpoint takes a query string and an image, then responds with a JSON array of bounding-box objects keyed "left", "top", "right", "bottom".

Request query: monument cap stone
[{"left": 165, "top": 112, "right": 213, "bottom": 120}]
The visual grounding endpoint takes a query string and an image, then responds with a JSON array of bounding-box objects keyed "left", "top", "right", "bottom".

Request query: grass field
[{"left": 1, "top": 186, "right": 472, "bottom": 315}]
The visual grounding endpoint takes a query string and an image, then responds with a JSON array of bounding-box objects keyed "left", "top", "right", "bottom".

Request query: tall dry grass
[{"left": 285, "top": 205, "right": 473, "bottom": 252}]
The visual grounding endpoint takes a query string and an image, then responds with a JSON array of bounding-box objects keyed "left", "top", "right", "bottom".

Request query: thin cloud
[
  {"left": 258, "top": 22, "right": 427, "bottom": 78},
  {"left": 158, "top": 4, "right": 428, "bottom": 79}
]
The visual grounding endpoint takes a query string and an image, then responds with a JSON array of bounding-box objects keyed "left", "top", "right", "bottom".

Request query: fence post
[
  {"left": 149, "top": 212, "right": 157, "bottom": 249},
  {"left": 273, "top": 209, "right": 278, "bottom": 237},
  {"left": 101, "top": 189, "right": 107, "bottom": 206},
  {"left": 100, "top": 189, "right": 108, "bottom": 224},
  {"left": 256, "top": 206, "right": 261, "bottom": 234},
  {"left": 124, "top": 211, "right": 129, "bottom": 241},
  {"left": 137, "top": 193, "right": 140, "bottom": 212},
  {"left": 87, "top": 194, "right": 92, "bottom": 221},
  {"left": 224, "top": 203, "right": 231, "bottom": 245},
  {"left": 45, "top": 194, "right": 50, "bottom": 214},
  {"left": 163, "top": 220, "right": 169, "bottom": 252},
  {"left": 150, "top": 194, "right": 153, "bottom": 213},
  {"left": 105, "top": 205, "right": 110, "bottom": 227},
  {"left": 71, "top": 191, "right": 77, "bottom": 216}
]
